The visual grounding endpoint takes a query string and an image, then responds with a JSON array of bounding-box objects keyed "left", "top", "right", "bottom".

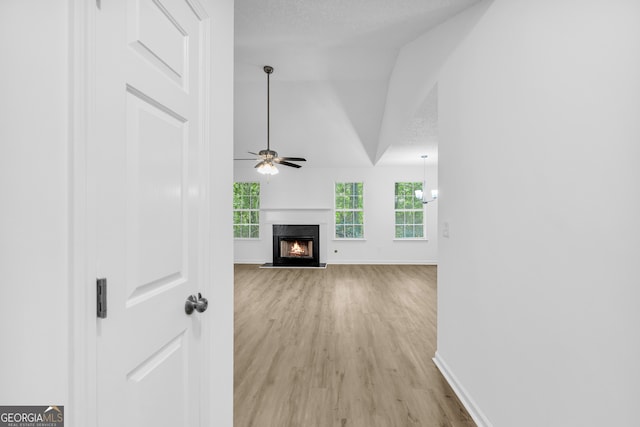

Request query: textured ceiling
[
  {"left": 236, "top": 0, "right": 478, "bottom": 49},
  {"left": 234, "top": 0, "right": 482, "bottom": 167}
]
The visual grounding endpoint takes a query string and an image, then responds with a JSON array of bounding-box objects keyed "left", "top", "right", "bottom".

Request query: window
[
  {"left": 335, "top": 182, "right": 364, "bottom": 239},
  {"left": 394, "top": 182, "right": 424, "bottom": 239},
  {"left": 233, "top": 182, "right": 260, "bottom": 239}
]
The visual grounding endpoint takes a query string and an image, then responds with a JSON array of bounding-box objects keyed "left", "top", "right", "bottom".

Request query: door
[{"left": 93, "top": 0, "right": 209, "bottom": 425}]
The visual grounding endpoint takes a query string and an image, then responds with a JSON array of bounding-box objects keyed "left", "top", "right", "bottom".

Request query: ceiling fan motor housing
[{"left": 258, "top": 149, "right": 277, "bottom": 158}]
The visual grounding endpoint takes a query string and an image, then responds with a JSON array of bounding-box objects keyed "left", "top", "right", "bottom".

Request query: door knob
[{"left": 185, "top": 293, "right": 208, "bottom": 315}]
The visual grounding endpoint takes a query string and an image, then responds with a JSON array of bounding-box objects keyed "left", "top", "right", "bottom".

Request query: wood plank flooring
[{"left": 234, "top": 264, "right": 475, "bottom": 427}]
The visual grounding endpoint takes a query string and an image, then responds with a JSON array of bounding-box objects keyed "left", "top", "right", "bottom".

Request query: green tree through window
[
  {"left": 335, "top": 182, "right": 364, "bottom": 239},
  {"left": 233, "top": 182, "right": 260, "bottom": 238},
  {"left": 394, "top": 182, "right": 424, "bottom": 239}
]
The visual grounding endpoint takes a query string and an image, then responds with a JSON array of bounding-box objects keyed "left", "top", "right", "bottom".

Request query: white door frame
[
  {"left": 68, "top": 1, "right": 213, "bottom": 425},
  {"left": 68, "top": 1, "right": 97, "bottom": 425}
]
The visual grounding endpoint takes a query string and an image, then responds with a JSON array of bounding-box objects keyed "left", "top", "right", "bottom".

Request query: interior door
[{"left": 93, "top": 1, "right": 208, "bottom": 426}]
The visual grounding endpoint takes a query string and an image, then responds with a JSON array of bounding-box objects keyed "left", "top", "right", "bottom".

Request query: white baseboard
[
  {"left": 233, "top": 260, "right": 268, "bottom": 265},
  {"left": 327, "top": 259, "right": 438, "bottom": 265},
  {"left": 234, "top": 259, "right": 438, "bottom": 266},
  {"left": 432, "top": 352, "right": 493, "bottom": 427}
]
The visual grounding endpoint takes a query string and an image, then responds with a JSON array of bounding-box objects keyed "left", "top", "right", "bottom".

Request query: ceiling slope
[
  {"left": 376, "top": 0, "right": 494, "bottom": 165},
  {"left": 234, "top": 0, "right": 487, "bottom": 168}
]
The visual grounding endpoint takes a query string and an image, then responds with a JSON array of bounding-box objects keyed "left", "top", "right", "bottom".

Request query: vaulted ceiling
[{"left": 234, "top": 0, "right": 484, "bottom": 168}]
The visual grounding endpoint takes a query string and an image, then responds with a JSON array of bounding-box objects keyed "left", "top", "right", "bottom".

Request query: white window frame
[
  {"left": 334, "top": 182, "right": 365, "bottom": 240},
  {"left": 233, "top": 182, "right": 260, "bottom": 239},
  {"left": 394, "top": 182, "right": 426, "bottom": 240}
]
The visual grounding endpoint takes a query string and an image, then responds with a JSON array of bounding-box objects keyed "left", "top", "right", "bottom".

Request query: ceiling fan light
[{"left": 257, "top": 161, "right": 279, "bottom": 175}]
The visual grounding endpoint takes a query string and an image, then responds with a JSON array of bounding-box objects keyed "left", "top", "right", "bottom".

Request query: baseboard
[
  {"left": 234, "top": 260, "right": 268, "bottom": 265},
  {"left": 235, "top": 260, "right": 438, "bottom": 266},
  {"left": 327, "top": 259, "right": 438, "bottom": 265},
  {"left": 432, "top": 352, "right": 493, "bottom": 427}
]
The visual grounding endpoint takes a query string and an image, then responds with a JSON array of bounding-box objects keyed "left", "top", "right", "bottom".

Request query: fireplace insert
[{"left": 272, "top": 224, "right": 320, "bottom": 267}]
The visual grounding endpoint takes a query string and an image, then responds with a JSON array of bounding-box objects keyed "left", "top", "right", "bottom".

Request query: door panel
[
  {"left": 125, "top": 88, "right": 188, "bottom": 305},
  {"left": 128, "top": 0, "right": 190, "bottom": 87},
  {"left": 94, "top": 1, "right": 206, "bottom": 426},
  {"left": 125, "top": 331, "right": 189, "bottom": 427}
]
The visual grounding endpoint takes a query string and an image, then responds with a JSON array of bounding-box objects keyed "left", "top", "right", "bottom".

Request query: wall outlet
[{"left": 442, "top": 221, "right": 450, "bottom": 238}]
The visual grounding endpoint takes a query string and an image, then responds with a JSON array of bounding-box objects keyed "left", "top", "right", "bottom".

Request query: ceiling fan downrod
[{"left": 264, "top": 65, "right": 273, "bottom": 151}]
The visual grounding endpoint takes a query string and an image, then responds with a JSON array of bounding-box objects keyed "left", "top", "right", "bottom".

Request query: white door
[{"left": 93, "top": 1, "right": 209, "bottom": 426}]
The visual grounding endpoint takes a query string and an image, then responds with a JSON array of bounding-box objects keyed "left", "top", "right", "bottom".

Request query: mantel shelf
[{"left": 260, "top": 207, "right": 332, "bottom": 211}]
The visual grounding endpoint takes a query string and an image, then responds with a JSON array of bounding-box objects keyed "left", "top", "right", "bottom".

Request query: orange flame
[{"left": 290, "top": 241, "right": 305, "bottom": 256}]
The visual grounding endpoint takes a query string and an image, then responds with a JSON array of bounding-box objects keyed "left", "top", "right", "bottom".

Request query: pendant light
[{"left": 415, "top": 155, "right": 438, "bottom": 204}]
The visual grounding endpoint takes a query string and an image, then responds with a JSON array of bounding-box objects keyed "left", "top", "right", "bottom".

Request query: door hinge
[{"left": 97, "top": 278, "right": 107, "bottom": 319}]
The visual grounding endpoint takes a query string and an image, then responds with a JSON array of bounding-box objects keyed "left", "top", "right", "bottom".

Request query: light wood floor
[{"left": 234, "top": 264, "right": 475, "bottom": 427}]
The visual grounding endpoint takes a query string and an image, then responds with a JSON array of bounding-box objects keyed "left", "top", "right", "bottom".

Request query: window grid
[
  {"left": 394, "top": 182, "right": 424, "bottom": 239},
  {"left": 233, "top": 182, "right": 260, "bottom": 239},
  {"left": 335, "top": 182, "right": 364, "bottom": 239}
]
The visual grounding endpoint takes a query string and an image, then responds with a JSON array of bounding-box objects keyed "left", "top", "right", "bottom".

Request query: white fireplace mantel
[
  {"left": 260, "top": 207, "right": 332, "bottom": 211},
  {"left": 261, "top": 207, "right": 332, "bottom": 225}
]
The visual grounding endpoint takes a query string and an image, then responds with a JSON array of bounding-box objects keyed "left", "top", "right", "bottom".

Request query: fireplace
[{"left": 273, "top": 224, "right": 320, "bottom": 267}]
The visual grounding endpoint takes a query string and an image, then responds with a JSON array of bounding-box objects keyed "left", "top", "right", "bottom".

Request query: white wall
[
  {"left": 234, "top": 165, "right": 438, "bottom": 265},
  {"left": 436, "top": 1, "right": 640, "bottom": 426},
  {"left": 0, "top": 0, "right": 69, "bottom": 405}
]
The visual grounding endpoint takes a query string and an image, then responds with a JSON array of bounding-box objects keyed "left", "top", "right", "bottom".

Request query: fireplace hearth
[{"left": 273, "top": 224, "right": 320, "bottom": 267}]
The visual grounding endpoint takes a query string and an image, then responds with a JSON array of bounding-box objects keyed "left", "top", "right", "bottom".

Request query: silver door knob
[{"left": 185, "top": 293, "right": 208, "bottom": 315}]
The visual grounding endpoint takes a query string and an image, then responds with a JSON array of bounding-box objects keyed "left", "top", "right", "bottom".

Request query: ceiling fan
[{"left": 235, "top": 65, "right": 306, "bottom": 175}]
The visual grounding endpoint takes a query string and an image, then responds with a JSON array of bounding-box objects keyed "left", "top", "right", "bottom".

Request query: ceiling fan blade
[
  {"left": 254, "top": 160, "right": 266, "bottom": 168},
  {"left": 248, "top": 151, "right": 261, "bottom": 156},
  {"left": 234, "top": 158, "right": 259, "bottom": 161},
  {"left": 279, "top": 157, "right": 306, "bottom": 162},
  {"left": 274, "top": 159, "right": 302, "bottom": 168}
]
